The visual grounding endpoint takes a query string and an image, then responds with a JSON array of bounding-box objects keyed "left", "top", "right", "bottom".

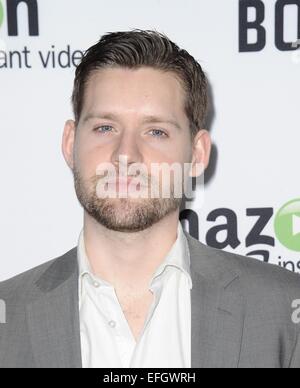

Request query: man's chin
[
  {"left": 87, "top": 200, "right": 164, "bottom": 232},
  {"left": 92, "top": 212, "right": 160, "bottom": 233},
  {"left": 99, "top": 224, "right": 152, "bottom": 233}
]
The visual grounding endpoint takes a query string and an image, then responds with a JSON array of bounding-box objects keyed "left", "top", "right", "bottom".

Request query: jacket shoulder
[
  {"left": 222, "top": 246, "right": 300, "bottom": 295},
  {"left": 0, "top": 247, "right": 77, "bottom": 304},
  {"left": 186, "top": 232, "right": 300, "bottom": 296}
]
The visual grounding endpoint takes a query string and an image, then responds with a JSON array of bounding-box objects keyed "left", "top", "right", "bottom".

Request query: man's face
[{"left": 65, "top": 67, "right": 204, "bottom": 233}]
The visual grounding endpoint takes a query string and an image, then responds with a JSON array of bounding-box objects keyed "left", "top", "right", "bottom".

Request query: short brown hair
[{"left": 71, "top": 29, "right": 209, "bottom": 139}]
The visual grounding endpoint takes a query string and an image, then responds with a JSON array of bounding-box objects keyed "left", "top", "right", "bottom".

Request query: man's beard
[{"left": 73, "top": 166, "right": 182, "bottom": 233}]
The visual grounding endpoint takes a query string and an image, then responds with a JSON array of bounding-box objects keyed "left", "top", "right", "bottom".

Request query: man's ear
[
  {"left": 62, "top": 119, "right": 76, "bottom": 171},
  {"left": 189, "top": 129, "right": 212, "bottom": 177}
]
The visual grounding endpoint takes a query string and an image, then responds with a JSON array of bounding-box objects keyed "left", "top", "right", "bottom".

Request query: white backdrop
[{"left": 0, "top": 0, "right": 299, "bottom": 281}]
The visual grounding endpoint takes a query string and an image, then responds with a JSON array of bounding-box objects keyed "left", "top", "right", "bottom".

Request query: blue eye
[
  {"left": 150, "top": 129, "right": 168, "bottom": 138},
  {"left": 95, "top": 125, "right": 113, "bottom": 133}
]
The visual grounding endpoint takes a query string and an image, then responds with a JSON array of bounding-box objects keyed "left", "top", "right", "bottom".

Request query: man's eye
[
  {"left": 149, "top": 129, "right": 168, "bottom": 138},
  {"left": 93, "top": 126, "right": 168, "bottom": 138},
  {"left": 94, "top": 125, "right": 113, "bottom": 133}
]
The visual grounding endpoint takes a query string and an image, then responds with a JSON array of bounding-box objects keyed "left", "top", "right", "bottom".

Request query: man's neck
[{"left": 82, "top": 211, "right": 180, "bottom": 294}]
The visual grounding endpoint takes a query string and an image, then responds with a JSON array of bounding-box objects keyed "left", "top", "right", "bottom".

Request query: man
[{"left": 0, "top": 29, "right": 300, "bottom": 368}]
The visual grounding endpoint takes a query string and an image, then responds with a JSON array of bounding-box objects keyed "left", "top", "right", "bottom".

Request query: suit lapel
[
  {"left": 185, "top": 232, "right": 245, "bottom": 368},
  {"left": 26, "top": 248, "right": 82, "bottom": 368}
]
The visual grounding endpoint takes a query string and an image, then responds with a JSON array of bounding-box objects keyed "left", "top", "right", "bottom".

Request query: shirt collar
[
  {"left": 77, "top": 221, "right": 192, "bottom": 299},
  {"left": 149, "top": 221, "right": 192, "bottom": 289}
]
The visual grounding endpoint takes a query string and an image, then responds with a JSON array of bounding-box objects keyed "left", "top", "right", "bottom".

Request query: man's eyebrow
[{"left": 81, "top": 112, "right": 182, "bottom": 130}]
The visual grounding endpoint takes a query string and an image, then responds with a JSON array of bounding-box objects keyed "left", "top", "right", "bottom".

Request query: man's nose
[{"left": 112, "top": 131, "right": 143, "bottom": 166}]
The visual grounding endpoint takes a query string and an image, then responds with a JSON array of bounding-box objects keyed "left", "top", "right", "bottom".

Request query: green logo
[
  {"left": 0, "top": 1, "right": 4, "bottom": 29},
  {"left": 274, "top": 199, "right": 300, "bottom": 252}
]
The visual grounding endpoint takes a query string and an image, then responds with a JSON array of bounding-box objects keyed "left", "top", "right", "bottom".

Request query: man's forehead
[{"left": 81, "top": 67, "right": 188, "bottom": 124}]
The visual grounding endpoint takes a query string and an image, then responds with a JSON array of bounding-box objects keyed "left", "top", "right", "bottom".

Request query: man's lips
[
  {"left": 107, "top": 177, "right": 133, "bottom": 185},
  {"left": 105, "top": 176, "right": 148, "bottom": 190}
]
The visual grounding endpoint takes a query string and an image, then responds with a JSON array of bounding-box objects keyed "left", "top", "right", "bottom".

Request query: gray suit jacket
[{"left": 1, "top": 231, "right": 300, "bottom": 368}]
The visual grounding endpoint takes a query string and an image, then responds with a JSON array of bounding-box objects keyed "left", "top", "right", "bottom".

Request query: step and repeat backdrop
[{"left": 0, "top": 0, "right": 299, "bottom": 280}]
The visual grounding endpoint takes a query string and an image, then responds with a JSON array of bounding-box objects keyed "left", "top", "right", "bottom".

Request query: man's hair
[{"left": 71, "top": 29, "right": 209, "bottom": 139}]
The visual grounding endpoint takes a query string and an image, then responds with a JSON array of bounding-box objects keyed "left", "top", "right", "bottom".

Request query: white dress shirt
[{"left": 77, "top": 221, "right": 193, "bottom": 368}]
